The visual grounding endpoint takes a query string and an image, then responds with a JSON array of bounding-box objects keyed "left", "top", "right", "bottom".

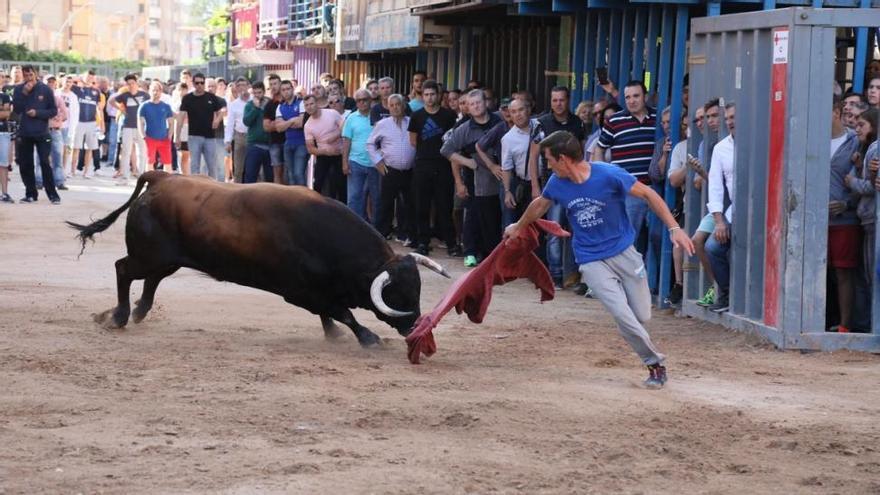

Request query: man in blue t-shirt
[
  {"left": 137, "top": 81, "right": 175, "bottom": 172},
  {"left": 274, "top": 80, "right": 308, "bottom": 186},
  {"left": 504, "top": 130, "right": 694, "bottom": 389}
]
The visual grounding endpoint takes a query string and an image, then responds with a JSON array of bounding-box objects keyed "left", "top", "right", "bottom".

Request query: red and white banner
[{"left": 233, "top": 6, "right": 259, "bottom": 49}]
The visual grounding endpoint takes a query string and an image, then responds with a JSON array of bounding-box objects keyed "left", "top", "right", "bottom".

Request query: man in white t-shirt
[{"left": 500, "top": 98, "right": 537, "bottom": 224}]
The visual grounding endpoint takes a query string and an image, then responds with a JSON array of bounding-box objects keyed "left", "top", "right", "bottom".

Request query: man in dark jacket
[{"left": 12, "top": 65, "right": 60, "bottom": 203}]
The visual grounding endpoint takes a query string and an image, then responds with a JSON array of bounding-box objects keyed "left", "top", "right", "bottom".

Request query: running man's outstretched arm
[
  {"left": 503, "top": 196, "right": 553, "bottom": 240},
  {"left": 629, "top": 181, "right": 695, "bottom": 255}
]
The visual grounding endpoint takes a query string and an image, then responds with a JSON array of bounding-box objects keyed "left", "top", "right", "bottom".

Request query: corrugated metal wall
[
  {"left": 292, "top": 46, "right": 330, "bottom": 88},
  {"left": 367, "top": 53, "right": 419, "bottom": 94}
]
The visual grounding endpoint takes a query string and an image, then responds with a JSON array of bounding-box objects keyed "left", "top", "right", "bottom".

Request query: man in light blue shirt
[{"left": 342, "top": 89, "right": 378, "bottom": 224}]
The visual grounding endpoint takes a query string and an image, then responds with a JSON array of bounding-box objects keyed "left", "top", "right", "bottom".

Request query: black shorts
[{"left": 178, "top": 142, "right": 189, "bottom": 152}]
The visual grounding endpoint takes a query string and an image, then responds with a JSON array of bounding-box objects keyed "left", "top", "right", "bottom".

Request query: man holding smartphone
[{"left": 12, "top": 65, "right": 60, "bottom": 204}]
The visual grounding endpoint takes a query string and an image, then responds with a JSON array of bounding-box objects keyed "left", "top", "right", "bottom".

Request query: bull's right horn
[{"left": 370, "top": 270, "right": 413, "bottom": 317}]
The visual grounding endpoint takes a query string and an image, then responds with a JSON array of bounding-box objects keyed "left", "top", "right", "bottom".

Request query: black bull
[{"left": 67, "top": 171, "right": 449, "bottom": 346}]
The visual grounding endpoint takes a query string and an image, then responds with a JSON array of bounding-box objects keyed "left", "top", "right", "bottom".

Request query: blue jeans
[
  {"left": 705, "top": 230, "right": 731, "bottom": 291},
  {"left": 106, "top": 120, "right": 119, "bottom": 167},
  {"left": 347, "top": 161, "right": 381, "bottom": 225},
  {"left": 188, "top": 135, "right": 218, "bottom": 178},
  {"left": 35, "top": 130, "right": 66, "bottom": 187},
  {"left": 283, "top": 143, "right": 309, "bottom": 186},
  {"left": 625, "top": 194, "right": 649, "bottom": 238},
  {"left": 244, "top": 144, "right": 272, "bottom": 183},
  {"left": 545, "top": 202, "right": 576, "bottom": 281}
]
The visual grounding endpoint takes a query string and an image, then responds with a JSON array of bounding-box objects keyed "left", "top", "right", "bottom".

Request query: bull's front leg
[
  {"left": 332, "top": 309, "right": 381, "bottom": 347},
  {"left": 320, "top": 315, "right": 346, "bottom": 341},
  {"left": 94, "top": 257, "right": 133, "bottom": 329}
]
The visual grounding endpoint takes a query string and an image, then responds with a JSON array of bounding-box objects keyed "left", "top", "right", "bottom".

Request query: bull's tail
[{"left": 66, "top": 171, "right": 167, "bottom": 256}]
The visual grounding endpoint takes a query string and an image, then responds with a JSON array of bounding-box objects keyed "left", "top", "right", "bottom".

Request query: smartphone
[{"left": 596, "top": 67, "right": 609, "bottom": 85}]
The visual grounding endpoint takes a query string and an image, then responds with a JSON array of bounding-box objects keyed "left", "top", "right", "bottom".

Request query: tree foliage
[
  {"left": 0, "top": 42, "right": 143, "bottom": 69},
  {"left": 202, "top": 6, "right": 230, "bottom": 60}
]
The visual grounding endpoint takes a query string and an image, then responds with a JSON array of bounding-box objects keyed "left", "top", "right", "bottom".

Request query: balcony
[{"left": 287, "top": 0, "right": 334, "bottom": 43}]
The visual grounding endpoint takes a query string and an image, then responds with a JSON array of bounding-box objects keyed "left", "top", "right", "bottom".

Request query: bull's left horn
[
  {"left": 407, "top": 253, "right": 451, "bottom": 278},
  {"left": 370, "top": 270, "right": 413, "bottom": 317}
]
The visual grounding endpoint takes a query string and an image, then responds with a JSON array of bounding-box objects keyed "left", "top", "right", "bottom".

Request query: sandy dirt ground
[{"left": 1, "top": 171, "right": 879, "bottom": 494}]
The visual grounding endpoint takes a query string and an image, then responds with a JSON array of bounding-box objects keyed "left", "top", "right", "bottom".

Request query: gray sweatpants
[{"left": 579, "top": 246, "right": 666, "bottom": 366}]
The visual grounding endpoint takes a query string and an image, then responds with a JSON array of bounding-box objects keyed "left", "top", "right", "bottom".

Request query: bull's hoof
[
  {"left": 357, "top": 332, "right": 382, "bottom": 348},
  {"left": 131, "top": 306, "right": 149, "bottom": 324},
  {"left": 93, "top": 308, "right": 128, "bottom": 329},
  {"left": 323, "top": 323, "right": 346, "bottom": 341}
]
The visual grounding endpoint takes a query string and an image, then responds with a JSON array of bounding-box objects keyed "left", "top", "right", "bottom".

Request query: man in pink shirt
[{"left": 304, "top": 94, "right": 345, "bottom": 201}]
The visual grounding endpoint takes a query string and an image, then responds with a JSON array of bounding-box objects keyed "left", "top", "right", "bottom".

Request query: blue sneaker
[{"left": 463, "top": 255, "right": 478, "bottom": 268}]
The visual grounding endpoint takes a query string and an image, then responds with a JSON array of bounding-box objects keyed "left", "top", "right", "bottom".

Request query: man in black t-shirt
[
  {"left": 177, "top": 73, "right": 222, "bottom": 178},
  {"left": 407, "top": 80, "right": 459, "bottom": 256},
  {"left": 113, "top": 74, "right": 149, "bottom": 180},
  {"left": 370, "top": 76, "right": 411, "bottom": 125}
]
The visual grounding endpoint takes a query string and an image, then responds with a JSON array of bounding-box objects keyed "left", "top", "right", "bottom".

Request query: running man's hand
[
  {"left": 503, "top": 222, "right": 522, "bottom": 240},
  {"left": 671, "top": 228, "right": 695, "bottom": 256}
]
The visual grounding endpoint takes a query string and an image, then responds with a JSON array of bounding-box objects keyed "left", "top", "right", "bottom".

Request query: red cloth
[{"left": 406, "top": 219, "right": 570, "bottom": 364}]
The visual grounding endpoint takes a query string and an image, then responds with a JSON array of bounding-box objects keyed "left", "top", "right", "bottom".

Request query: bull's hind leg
[
  {"left": 320, "top": 315, "right": 347, "bottom": 341},
  {"left": 95, "top": 256, "right": 143, "bottom": 329},
  {"left": 332, "top": 309, "right": 381, "bottom": 347},
  {"left": 132, "top": 267, "right": 179, "bottom": 323}
]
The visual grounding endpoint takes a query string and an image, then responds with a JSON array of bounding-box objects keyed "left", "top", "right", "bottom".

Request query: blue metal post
[
  {"left": 572, "top": 13, "right": 587, "bottom": 109},
  {"left": 657, "top": 5, "right": 689, "bottom": 309},
  {"left": 851, "top": 0, "right": 871, "bottom": 92},
  {"left": 763, "top": 0, "right": 776, "bottom": 9},
  {"left": 707, "top": 1, "right": 721, "bottom": 16},
  {"left": 631, "top": 7, "right": 647, "bottom": 81},
  {"left": 609, "top": 9, "right": 622, "bottom": 103},
  {"left": 644, "top": 5, "right": 661, "bottom": 94},
  {"left": 647, "top": 4, "right": 675, "bottom": 296},
  {"left": 594, "top": 11, "right": 609, "bottom": 100},
  {"left": 582, "top": 12, "right": 597, "bottom": 103},
  {"left": 618, "top": 9, "right": 634, "bottom": 103}
]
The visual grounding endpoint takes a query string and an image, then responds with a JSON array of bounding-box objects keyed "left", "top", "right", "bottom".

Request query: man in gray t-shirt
[{"left": 113, "top": 74, "right": 149, "bottom": 179}]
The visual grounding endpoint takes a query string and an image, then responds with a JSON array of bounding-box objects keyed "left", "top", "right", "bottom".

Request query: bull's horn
[
  {"left": 407, "top": 253, "right": 451, "bottom": 278},
  {"left": 370, "top": 270, "right": 413, "bottom": 317}
]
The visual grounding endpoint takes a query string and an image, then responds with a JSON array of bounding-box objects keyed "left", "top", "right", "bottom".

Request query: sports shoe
[
  {"left": 553, "top": 278, "right": 564, "bottom": 290},
  {"left": 571, "top": 283, "right": 588, "bottom": 296},
  {"left": 0, "top": 193, "right": 14, "bottom": 203},
  {"left": 665, "top": 283, "right": 683, "bottom": 305},
  {"left": 696, "top": 287, "right": 716, "bottom": 307},
  {"left": 464, "top": 255, "right": 478, "bottom": 268},
  {"left": 709, "top": 288, "right": 729, "bottom": 313},
  {"left": 645, "top": 364, "right": 668, "bottom": 389},
  {"left": 447, "top": 245, "right": 463, "bottom": 258},
  {"left": 19, "top": 196, "right": 36, "bottom": 203},
  {"left": 49, "top": 196, "right": 61, "bottom": 205},
  {"left": 57, "top": 184, "right": 69, "bottom": 190},
  {"left": 584, "top": 287, "right": 595, "bottom": 299},
  {"left": 402, "top": 238, "right": 413, "bottom": 248}
]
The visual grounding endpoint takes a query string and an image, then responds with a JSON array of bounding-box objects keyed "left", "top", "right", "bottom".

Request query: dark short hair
[
  {"left": 193, "top": 72, "right": 206, "bottom": 81},
  {"left": 624, "top": 80, "right": 648, "bottom": 96},
  {"left": 124, "top": 74, "right": 137, "bottom": 82},
  {"left": 280, "top": 80, "right": 293, "bottom": 87},
  {"left": 47, "top": 75, "right": 57, "bottom": 83},
  {"left": 550, "top": 85, "right": 570, "bottom": 98},
  {"left": 414, "top": 70, "right": 427, "bottom": 78},
  {"left": 449, "top": 88, "right": 462, "bottom": 96},
  {"left": 87, "top": 69, "right": 96, "bottom": 76},
  {"left": 267, "top": 73, "right": 280, "bottom": 82},
  {"left": 843, "top": 91, "right": 868, "bottom": 104},
  {"left": 235, "top": 77, "right": 248, "bottom": 84},
  {"left": 20, "top": 64, "right": 36, "bottom": 73},
  {"left": 366, "top": 79, "right": 378, "bottom": 86},
  {"left": 216, "top": 78, "right": 226, "bottom": 85},
  {"left": 422, "top": 80, "right": 440, "bottom": 93},
  {"left": 331, "top": 79, "right": 344, "bottom": 87},
  {"left": 251, "top": 81, "right": 265, "bottom": 91},
  {"left": 303, "top": 94, "right": 316, "bottom": 103},
  {"left": 181, "top": 69, "right": 192, "bottom": 76},
  {"left": 703, "top": 98, "right": 721, "bottom": 112},
  {"left": 540, "top": 131, "right": 583, "bottom": 162}
]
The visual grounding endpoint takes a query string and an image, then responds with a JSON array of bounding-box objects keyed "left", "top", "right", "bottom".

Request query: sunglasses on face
[{"left": 193, "top": 80, "right": 205, "bottom": 85}]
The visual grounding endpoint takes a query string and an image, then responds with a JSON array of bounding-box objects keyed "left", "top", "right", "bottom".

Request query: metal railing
[{"left": 288, "top": 0, "right": 334, "bottom": 41}]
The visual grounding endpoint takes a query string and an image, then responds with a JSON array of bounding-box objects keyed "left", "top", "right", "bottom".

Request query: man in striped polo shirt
[{"left": 592, "top": 80, "right": 657, "bottom": 239}]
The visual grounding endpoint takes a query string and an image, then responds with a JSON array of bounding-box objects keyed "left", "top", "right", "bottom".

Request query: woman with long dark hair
[{"left": 846, "top": 107, "right": 879, "bottom": 288}]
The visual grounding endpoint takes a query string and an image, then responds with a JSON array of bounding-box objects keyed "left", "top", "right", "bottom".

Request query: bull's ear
[{"left": 408, "top": 253, "right": 450, "bottom": 278}]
